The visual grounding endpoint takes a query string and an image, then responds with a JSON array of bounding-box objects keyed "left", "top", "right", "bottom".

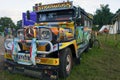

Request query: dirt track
[
  {"left": 0, "top": 36, "right": 4, "bottom": 55},
  {"left": 0, "top": 56, "right": 4, "bottom": 70},
  {"left": 0, "top": 36, "right": 5, "bottom": 71}
]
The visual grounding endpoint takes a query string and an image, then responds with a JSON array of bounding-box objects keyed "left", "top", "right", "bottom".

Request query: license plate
[{"left": 18, "top": 53, "right": 30, "bottom": 62}]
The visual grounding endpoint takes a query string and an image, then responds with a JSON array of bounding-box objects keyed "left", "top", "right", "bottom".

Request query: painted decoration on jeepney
[
  {"left": 76, "top": 27, "right": 84, "bottom": 44},
  {"left": 22, "top": 12, "right": 37, "bottom": 26},
  {"left": 33, "top": 2, "right": 73, "bottom": 11},
  {"left": 84, "top": 30, "right": 91, "bottom": 42},
  {"left": 12, "top": 38, "right": 20, "bottom": 62},
  {"left": 83, "top": 27, "right": 91, "bottom": 41},
  {"left": 30, "top": 38, "right": 37, "bottom": 65}
]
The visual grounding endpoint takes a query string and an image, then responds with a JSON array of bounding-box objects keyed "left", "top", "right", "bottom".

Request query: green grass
[{"left": 0, "top": 35, "right": 120, "bottom": 80}]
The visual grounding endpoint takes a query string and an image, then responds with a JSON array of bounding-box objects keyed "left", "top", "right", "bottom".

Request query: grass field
[{"left": 0, "top": 34, "right": 120, "bottom": 80}]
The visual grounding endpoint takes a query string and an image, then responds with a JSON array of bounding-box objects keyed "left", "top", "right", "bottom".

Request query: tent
[{"left": 99, "top": 22, "right": 118, "bottom": 34}]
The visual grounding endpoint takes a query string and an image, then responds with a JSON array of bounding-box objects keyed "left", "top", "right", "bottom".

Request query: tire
[
  {"left": 89, "top": 39, "right": 93, "bottom": 48},
  {"left": 59, "top": 48, "right": 73, "bottom": 78},
  {"left": 93, "top": 39, "right": 100, "bottom": 48}
]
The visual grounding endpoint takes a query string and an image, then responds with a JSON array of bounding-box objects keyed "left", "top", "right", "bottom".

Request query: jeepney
[{"left": 4, "top": 1, "right": 92, "bottom": 79}]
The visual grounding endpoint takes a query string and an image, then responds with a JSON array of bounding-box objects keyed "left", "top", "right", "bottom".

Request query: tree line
[
  {"left": 93, "top": 4, "right": 120, "bottom": 30},
  {"left": 0, "top": 17, "right": 22, "bottom": 32},
  {"left": 0, "top": 4, "right": 119, "bottom": 32}
]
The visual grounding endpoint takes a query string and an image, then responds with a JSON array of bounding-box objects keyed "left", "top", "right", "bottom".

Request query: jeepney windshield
[{"left": 37, "top": 9, "right": 74, "bottom": 22}]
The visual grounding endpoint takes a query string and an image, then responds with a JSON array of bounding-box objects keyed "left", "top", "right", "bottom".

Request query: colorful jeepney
[{"left": 4, "top": 1, "right": 92, "bottom": 80}]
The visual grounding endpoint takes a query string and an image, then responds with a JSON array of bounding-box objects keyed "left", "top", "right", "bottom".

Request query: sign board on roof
[{"left": 33, "top": 2, "right": 73, "bottom": 11}]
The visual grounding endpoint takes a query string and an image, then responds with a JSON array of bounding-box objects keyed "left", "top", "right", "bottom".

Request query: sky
[{"left": 0, "top": 0, "right": 119, "bottom": 24}]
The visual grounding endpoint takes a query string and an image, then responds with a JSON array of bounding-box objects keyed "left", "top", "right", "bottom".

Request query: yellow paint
[
  {"left": 37, "top": 45, "right": 46, "bottom": 51},
  {"left": 4, "top": 53, "right": 12, "bottom": 60},
  {"left": 38, "top": 22, "right": 48, "bottom": 26},
  {"left": 36, "top": 57, "right": 59, "bottom": 66},
  {"left": 73, "top": 40, "right": 78, "bottom": 53},
  {"left": 37, "top": 43, "right": 48, "bottom": 51},
  {"left": 66, "top": 32, "right": 73, "bottom": 38},
  {"left": 22, "top": 44, "right": 30, "bottom": 51},
  {"left": 59, "top": 22, "right": 74, "bottom": 34},
  {"left": 33, "top": 28, "right": 37, "bottom": 38},
  {"left": 59, "top": 40, "right": 77, "bottom": 53},
  {"left": 35, "top": 2, "right": 72, "bottom": 11}
]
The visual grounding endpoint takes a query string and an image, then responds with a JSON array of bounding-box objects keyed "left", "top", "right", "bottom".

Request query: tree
[
  {"left": 0, "top": 17, "right": 16, "bottom": 31},
  {"left": 93, "top": 4, "right": 114, "bottom": 30},
  {"left": 17, "top": 20, "right": 22, "bottom": 29},
  {"left": 116, "top": 9, "right": 120, "bottom": 14}
]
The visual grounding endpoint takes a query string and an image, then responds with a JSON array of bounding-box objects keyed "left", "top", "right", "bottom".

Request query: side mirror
[{"left": 26, "top": 10, "right": 30, "bottom": 20}]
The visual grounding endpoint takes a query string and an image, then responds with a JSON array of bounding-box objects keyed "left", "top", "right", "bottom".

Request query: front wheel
[{"left": 59, "top": 48, "right": 73, "bottom": 78}]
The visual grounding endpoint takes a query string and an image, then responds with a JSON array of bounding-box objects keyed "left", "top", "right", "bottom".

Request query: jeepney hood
[{"left": 35, "top": 22, "right": 74, "bottom": 41}]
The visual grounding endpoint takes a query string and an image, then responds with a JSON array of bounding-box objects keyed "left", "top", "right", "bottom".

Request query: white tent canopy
[{"left": 99, "top": 21, "right": 118, "bottom": 34}]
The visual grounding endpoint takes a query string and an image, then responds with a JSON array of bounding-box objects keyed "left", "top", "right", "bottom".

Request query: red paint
[
  {"left": 30, "top": 46, "right": 32, "bottom": 57},
  {"left": 11, "top": 44, "right": 14, "bottom": 54}
]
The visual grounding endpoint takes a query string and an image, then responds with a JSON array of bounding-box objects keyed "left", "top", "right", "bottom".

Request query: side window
[
  {"left": 76, "top": 19, "right": 81, "bottom": 26},
  {"left": 84, "top": 20, "right": 87, "bottom": 26},
  {"left": 80, "top": 14, "right": 84, "bottom": 26},
  {"left": 39, "top": 14, "right": 46, "bottom": 21},
  {"left": 84, "top": 18, "right": 92, "bottom": 28}
]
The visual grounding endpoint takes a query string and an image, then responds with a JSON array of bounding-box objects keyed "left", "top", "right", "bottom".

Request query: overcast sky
[{"left": 0, "top": 0, "right": 119, "bottom": 24}]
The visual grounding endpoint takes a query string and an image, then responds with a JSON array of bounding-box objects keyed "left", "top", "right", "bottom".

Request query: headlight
[
  {"left": 40, "top": 28, "right": 52, "bottom": 41},
  {"left": 41, "top": 31, "right": 50, "bottom": 39}
]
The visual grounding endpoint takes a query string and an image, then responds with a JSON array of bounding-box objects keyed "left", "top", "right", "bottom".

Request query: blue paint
[
  {"left": 22, "top": 12, "right": 37, "bottom": 26},
  {"left": 31, "top": 38, "right": 37, "bottom": 65}
]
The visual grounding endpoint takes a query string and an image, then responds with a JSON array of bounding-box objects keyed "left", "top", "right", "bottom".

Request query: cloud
[
  {"left": 0, "top": 9, "right": 22, "bottom": 24},
  {"left": 72, "top": 0, "right": 101, "bottom": 14},
  {"left": 0, "top": 0, "right": 61, "bottom": 24},
  {"left": 0, "top": 0, "right": 119, "bottom": 24}
]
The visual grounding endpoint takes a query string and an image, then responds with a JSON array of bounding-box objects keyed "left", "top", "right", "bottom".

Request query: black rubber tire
[
  {"left": 89, "top": 39, "right": 93, "bottom": 48},
  {"left": 59, "top": 48, "right": 73, "bottom": 78},
  {"left": 93, "top": 39, "right": 100, "bottom": 48}
]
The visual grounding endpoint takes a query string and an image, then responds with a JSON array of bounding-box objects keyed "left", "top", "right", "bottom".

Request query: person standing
[
  {"left": 12, "top": 28, "right": 15, "bottom": 37},
  {"left": 4, "top": 27, "right": 8, "bottom": 37},
  {"left": 7, "top": 27, "right": 13, "bottom": 38}
]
